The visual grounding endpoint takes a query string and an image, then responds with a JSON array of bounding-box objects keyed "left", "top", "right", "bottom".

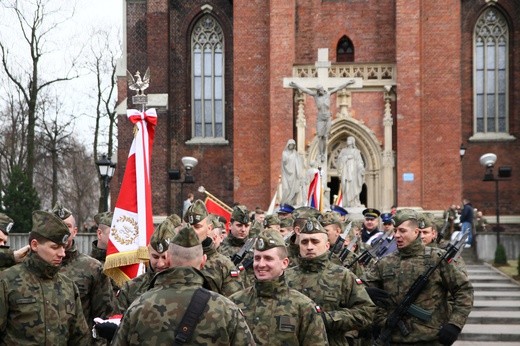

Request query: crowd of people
[{"left": 0, "top": 199, "right": 474, "bottom": 345}]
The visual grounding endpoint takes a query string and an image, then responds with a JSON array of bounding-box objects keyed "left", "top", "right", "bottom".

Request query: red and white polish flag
[{"left": 104, "top": 108, "right": 157, "bottom": 286}]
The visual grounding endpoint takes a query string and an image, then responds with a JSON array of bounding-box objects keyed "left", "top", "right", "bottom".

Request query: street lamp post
[
  {"left": 479, "top": 153, "right": 512, "bottom": 246},
  {"left": 96, "top": 154, "right": 117, "bottom": 212},
  {"left": 168, "top": 156, "right": 198, "bottom": 216}
]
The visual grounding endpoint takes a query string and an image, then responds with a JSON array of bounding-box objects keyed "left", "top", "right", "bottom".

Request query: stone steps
[{"left": 457, "top": 263, "right": 520, "bottom": 343}]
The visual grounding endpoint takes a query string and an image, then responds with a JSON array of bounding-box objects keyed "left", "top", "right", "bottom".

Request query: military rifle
[
  {"left": 230, "top": 237, "right": 256, "bottom": 266},
  {"left": 346, "top": 231, "right": 392, "bottom": 268},
  {"left": 436, "top": 212, "right": 450, "bottom": 243},
  {"left": 329, "top": 222, "right": 353, "bottom": 259},
  {"left": 338, "top": 235, "right": 359, "bottom": 263},
  {"left": 373, "top": 232, "right": 468, "bottom": 346}
]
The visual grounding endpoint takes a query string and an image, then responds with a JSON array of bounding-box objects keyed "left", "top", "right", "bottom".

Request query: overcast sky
[{"left": 0, "top": 0, "right": 124, "bottom": 153}]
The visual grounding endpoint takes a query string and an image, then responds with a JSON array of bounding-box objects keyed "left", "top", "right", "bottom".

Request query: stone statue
[
  {"left": 280, "top": 139, "right": 304, "bottom": 206},
  {"left": 337, "top": 136, "right": 365, "bottom": 208},
  {"left": 289, "top": 79, "right": 355, "bottom": 162}
]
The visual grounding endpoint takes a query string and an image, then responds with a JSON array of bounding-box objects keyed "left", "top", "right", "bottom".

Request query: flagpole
[{"left": 198, "top": 186, "right": 233, "bottom": 213}]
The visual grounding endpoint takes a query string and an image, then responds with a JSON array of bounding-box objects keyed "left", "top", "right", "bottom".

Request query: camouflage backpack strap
[{"left": 174, "top": 287, "right": 211, "bottom": 345}]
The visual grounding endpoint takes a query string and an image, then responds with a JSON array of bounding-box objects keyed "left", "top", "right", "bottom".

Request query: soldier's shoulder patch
[
  {"left": 315, "top": 305, "right": 322, "bottom": 313},
  {"left": 238, "top": 264, "right": 245, "bottom": 271},
  {"left": 355, "top": 278, "right": 363, "bottom": 285},
  {"left": 230, "top": 270, "right": 240, "bottom": 277}
]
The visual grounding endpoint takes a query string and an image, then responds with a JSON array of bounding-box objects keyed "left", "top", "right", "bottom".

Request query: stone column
[{"left": 381, "top": 85, "right": 395, "bottom": 211}]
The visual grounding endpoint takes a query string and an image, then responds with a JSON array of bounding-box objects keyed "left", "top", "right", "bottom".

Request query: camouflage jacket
[
  {"left": 0, "top": 247, "right": 15, "bottom": 271},
  {"left": 287, "top": 236, "right": 300, "bottom": 268},
  {"left": 218, "top": 234, "right": 255, "bottom": 288},
  {"left": 60, "top": 241, "right": 115, "bottom": 328},
  {"left": 428, "top": 241, "right": 468, "bottom": 275},
  {"left": 111, "top": 266, "right": 256, "bottom": 345},
  {"left": 0, "top": 252, "right": 90, "bottom": 345},
  {"left": 285, "top": 253, "right": 376, "bottom": 346},
  {"left": 202, "top": 237, "right": 243, "bottom": 296},
  {"left": 363, "top": 237, "right": 474, "bottom": 344},
  {"left": 230, "top": 274, "right": 329, "bottom": 345},
  {"left": 218, "top": 233, "right": 246, "bottom": 258},
  {"left": 90, "top": 240, "right": 120, "bottom": 293},
  {"left": 114, "top": 269, "right": 154, "bottom": 314},
  {"left": 90, "top": 240, "right": 106, "bottom": 263}
]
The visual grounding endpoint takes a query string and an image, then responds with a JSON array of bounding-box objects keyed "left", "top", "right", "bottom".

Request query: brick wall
[
  {"left": 119, "top": 0, "right": 520, "bottom": 216},
  {"left": 460, "top": 0, "right": 520, "bottom": 216},
  {"left": 233, "top": 0, "right": 271, "bottom": 208}
]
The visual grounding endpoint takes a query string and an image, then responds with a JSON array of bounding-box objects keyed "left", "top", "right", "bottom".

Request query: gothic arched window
[
  {"left": 473, "top": 7, "right": 510, "bottom": 138},
  {"left": 191, "top": 15, "right": 225, "bottom": 139},
  {"left": 336, "top": 36, "right": 354, "bottom": 62}
]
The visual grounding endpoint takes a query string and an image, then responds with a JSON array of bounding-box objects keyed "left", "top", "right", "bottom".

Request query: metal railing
[{"left": 7, "top": 233, "right": 97, "bottom": 255}]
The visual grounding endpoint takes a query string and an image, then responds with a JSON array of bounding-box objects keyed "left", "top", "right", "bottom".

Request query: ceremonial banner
[
  {"left": 204, "top": 195, "right": 232, "bottom": 231},
  {"left": 104, "top": 108, "right": 157, "bottom": 287},
  {"left": 307, "top": 171, "right": 322, "bottom": 211}
]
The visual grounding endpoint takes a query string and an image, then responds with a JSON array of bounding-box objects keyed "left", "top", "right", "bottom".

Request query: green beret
[
  {"left": 166, "top": 214, "right": 182, "bottom": 228},
  {"left": 52, "top": 203, "right": 72, "bottom": 220},
  {"left": 172, "top": 225, "right": 201, "bottom": 248},
  {"left": 255, "top": 230, "right": 286, "bottom": 251},
  {"left": 292, "top": 206, "right": 321, "bottom": 220},
  {"left": 0, "top": 213, "right": 14, "bottom": 235},
  {"left": 183, "top": 200, "right": 208, "bottom": 225},
  {"left": 362, "top": 208, "right": 381, "bottom": 219},
  {"left": 32, "top": 210, "right": 70, "bottom": 245},
  {"left": 320, "top": 211, "right": 341, "bottom": 227},
  {"left": 280, "top": 216, "right": 294, "bottom": 228},
  {"left": 94, "top": 211, "right": 113, "bottom": 226},
  {"left": 300, "top": 217, "right": 327, "bottom": 234},
  {"left": 393, "top": 209, "right": 419, "bottom": 227},
  {"left": 231, "top": 205, "right": 250, "bottom": 224},
  {"left": 418, "top": 212, "right": 436, "bottom": 229},
  {"left": 150, "top": 219, "right": 176, "bottom": 253},
  {"left": 263, "top": 214, "right": 281, "bottom": 228}
]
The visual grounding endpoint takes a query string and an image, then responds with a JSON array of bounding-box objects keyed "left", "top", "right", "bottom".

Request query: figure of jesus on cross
[{"left": 289, "top": 79, "right": 355, "bottom": 162}]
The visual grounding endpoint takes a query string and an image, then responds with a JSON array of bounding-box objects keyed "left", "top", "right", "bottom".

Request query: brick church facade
[{"left": 114, "top": 0, "right": 519, "bottom": 225}]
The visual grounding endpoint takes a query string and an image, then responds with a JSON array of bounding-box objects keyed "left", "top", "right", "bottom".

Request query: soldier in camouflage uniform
[
  {"left": 53, "top": 203, "right": 114, "bottom": 343},
  {"left": 0, "top": 213, "right": 13, "bottom": 247},
  {"left": 114, "top": 217, "right": 174, "bottom": 313},
  {"left": 219, "top": 204, "right": 256, "bottom": 287},
  {"left": 419, "top": 212, "right": 467, "bottom": 275},
  {"left": 0, "top": 210, "right": 89, "bottom": 344},
  {"left": 320, "top": 211, "right": 345, "bottom": 265},
  {"left": 285, "top": 217, "right": 376, "bottom": 346},
  {"left": 363, "top": 209, "right": 473, "bottom": 345},
  {"left": 90, "top": 211, "right": 113, "bottom": 263},
  {"left": 0, "top": 213, "right": 30, "bottom": 271},
  {"left": 263, "top": 214, "right": 281, "bottom": 232},
  {"left": 184, "top": 200, "right": 242, "bottom": 296},
  {"left": 112, "top": 225, "right": 255, "bottom": 345},
  {"left": 208, "top": 214, "right": 225, "bottom": 249},
  {"left": 230, "top": 230, "right": 328, "bottom": 345},
  {"left": 285, "top": 206, "right": 323, "bottom": 267},
  {"left": 279, "top": 215, "right": 294, "bottom": 238}
]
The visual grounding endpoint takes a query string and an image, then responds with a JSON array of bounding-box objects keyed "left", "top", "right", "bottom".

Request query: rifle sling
[{"left": 174, "top": 288, "right": 211, "bottom": 345}]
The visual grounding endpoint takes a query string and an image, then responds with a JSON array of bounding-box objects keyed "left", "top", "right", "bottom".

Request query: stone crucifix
[{"left": 283, "top": 48, "right": 362, "bottom": 162}]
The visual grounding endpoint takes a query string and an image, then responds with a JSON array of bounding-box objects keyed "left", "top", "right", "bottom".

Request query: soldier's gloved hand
[
  {"left": 365, "top": 287, "right": 391, "bottom": 306},
  {"left": 94, "top": 322, "right": 118, "bottom": 342},
  {"left": 438, "top": 323, "right": 461, "bottom": 345}
]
